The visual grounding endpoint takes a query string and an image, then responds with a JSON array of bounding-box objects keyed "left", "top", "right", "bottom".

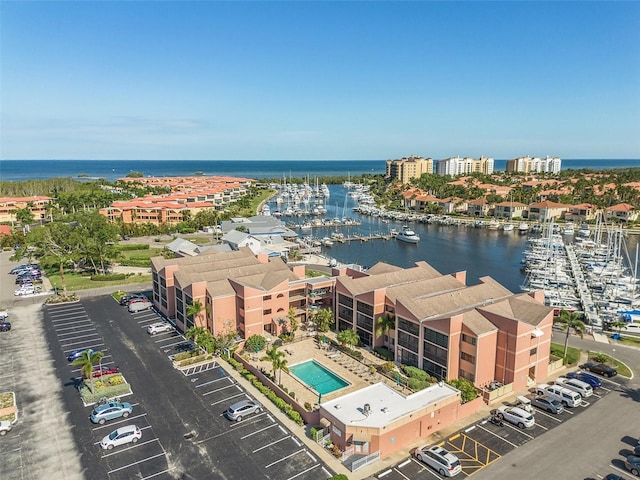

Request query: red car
[{"left": 86, "top": 366, "right": 120, "bottom": 378}]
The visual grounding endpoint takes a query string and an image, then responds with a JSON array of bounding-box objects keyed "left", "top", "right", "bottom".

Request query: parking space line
[
  {"left": 91, "top": 413, "right": 148, "bottom": 431},
  {"left": 477, "top": 423, "right": 520, "bottom": 448},
  {"left": 609, "top": 463, "right": 636, "bottom": 478},
  {"left": 202, "top": 383, "right": 237, "bottom": 396},
  {"left": 286, "top": 463, "right": 321, "bottom": 480},
  {"left": 265, "top": 449, "right": 305, "bottom": 468},
  {"left": 195, "top": 377, "right": 231, "bottom": 388},
  {"left": 252, "top": 434, "right": 291, "bottom": 452},
  {"left": 51, "top": 319, "right": 93, "bottom": 328},
  {"left": 534, "top": 410, "right": 562, "bottom": 422},
  {"left": 106, "top": 451, "right": 166, "bottom": 473},
  {"left": 58, "top": 332, "right": 101, "bottom": 341},
  {"left": 62, "top": 343, "right": 105, "bottom": 352},
  {"left": 392, "top": 466, "right": 414, "bottom": 479},
  {"left": 55, "top": 324, "right": 95, "bottom": 333},
  {"left": 502, "top": 422, "right": 534, "bottom": 438},
  {"left": 160, "top": 339, "right": 191, "bottom": 348},
  {"left": 242, "top": 423, "right": 279, "bottom": 440},
  {"left": 49, "top": 315, "right": 90, "bottom": 323},
  {"left": 212, "top": 392, "right": 247, "bottom": 407},
  {"left": 141, "top": 468, "right": 175, "bottom": 480},
  {"left": 49, "top": 311, "right": 87, "bottom": 319}
]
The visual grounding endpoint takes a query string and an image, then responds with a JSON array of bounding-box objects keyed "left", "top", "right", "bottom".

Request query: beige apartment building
[{"left": 386, "top": 155, "right": 434, "bottom": 184}]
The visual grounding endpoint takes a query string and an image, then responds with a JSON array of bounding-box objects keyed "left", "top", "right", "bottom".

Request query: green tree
[
  {"left": 260, "top": 345, "right": 289, "bottom": 384},
  {"left": 72, "top": 349, "right": 104, "bottom": 392},
  {"left": 15, "top": 207, "right": 35, "bottom": 226},
  {"left": 375, "top": 313, "right": 395, "bottom": 341},
  {"left": 185, "top": 326, "right": 215, "bottom": 353},
  {"left": 446, "top": 378, "right": 479, "bottom": 403},
  {"left": 314, "top": 308, "right": 334, "bottom": 333},
  {"left": 554, "top": 310, "right": 587, "bottom": 362},
  {"left": 245, "top": 334, "right": 267, "bottom": 353},
  {"left": 287, "top": 307, "right": 299, "bottom": 334},
  {"left": 186, "top": 300, "right": 205, "bottom": 328},
  {"left": 337, "top": 329, "right": 360, "bottom": 348}
]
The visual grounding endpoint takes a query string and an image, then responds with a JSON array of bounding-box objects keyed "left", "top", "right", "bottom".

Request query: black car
[
  {"left": 0, "top": 322, "right": 11, "bottom": 332},
  {"left": 579, "top": 362, "right": 618, "bottom": 377},
  {"left": 625, "top": 455, "right": 640, "bottom": 476}
]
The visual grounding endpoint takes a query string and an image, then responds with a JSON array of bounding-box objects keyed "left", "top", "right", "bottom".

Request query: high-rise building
[
  {"left": 385, "top": 155, "right": 434, "bottom": 183},
  {"left": 436, "top": 156, "right": 494, "bottom": 176},
  {"left": 506, "top": 156, "right": 561, "bottom": 174}
]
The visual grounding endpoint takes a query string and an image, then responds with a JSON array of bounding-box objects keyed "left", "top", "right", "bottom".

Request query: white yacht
[{"left": 396, "top": 226, "right": 420, "bottom": 243}]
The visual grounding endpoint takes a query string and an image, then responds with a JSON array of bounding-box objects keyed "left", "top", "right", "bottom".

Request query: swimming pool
[{"left": 289, "top": 360, "right": 350, "bottom": 395}]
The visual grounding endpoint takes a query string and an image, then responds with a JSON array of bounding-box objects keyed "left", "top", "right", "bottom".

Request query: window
[
  {"left": 264, "top": 295, "right": 272, "bottom": 301},
  {"left": 530, "top": 347, "right": 537, "bottom": 356},
  {"left": 338, "top": 294, "right": 353, "bottom": 308},
  {"left": 398, "top": 349, "right": 418, "bottom": 367},
  {"left": 397, "top": 318, "right": 419, "bottom": 337},
  {"left": 398, "top": 331, "right": 419, "bottom": 352},
  {"left": 459, "top": 369, "right": 475, "bottom": 382},
  {"left": 423, "top": 359, "right": 446, "bottom": 380},
  {"left": 356, "top": 301, "right": 373, "bottom": 317},
  {"left": 424, "top": 342, "right": 448, "bottom": 365},
  {"left": 461, "top": 333, "right": 477, "bottom": 346},
  {"left": 424, "top": 327, "right": 448, "bottom": 348},
  {"left": 263, "top": 309, "right": 272, "bottom": 315},
  {"left": 356, "top": 313, "right": 373, "bottom": 331},
  {"left": 461, "top": 352, "right": 475, "bottom": 364}
]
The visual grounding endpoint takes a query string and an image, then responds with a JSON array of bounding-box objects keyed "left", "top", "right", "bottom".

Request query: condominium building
[
  {"left": 506, "top": 156, "right": 562, "bottom": 174},
  {"left": 385, "top": 155, "right": 434, "bottom": 184},
  {"left": 436, "top": 156, "right": 494, "bottom": 176},
  {"left": 334, "top": 261, "right": 553, "bottom": 392},
  {"left": 150, "top": 247, "right": 334, "bottom": 337},
  {"left": 0, "top": 196, "right": 53, "bottom": 223}
]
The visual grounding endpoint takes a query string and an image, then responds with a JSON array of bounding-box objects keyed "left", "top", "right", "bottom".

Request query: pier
[{"left": 565, "top": 243, "right": 599, "bottom": 325}]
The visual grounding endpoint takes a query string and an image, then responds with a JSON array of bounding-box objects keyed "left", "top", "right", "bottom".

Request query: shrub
[
  {"left": 329, "top": 475, "right": 349, "bottom": 480},
  {"left": 244, "top": 335, "right": 267, "bottom": 353},
  {"left": 90, "top": 273, "right": 126, "bottom": 281},
  {"left": 116, "top": 244, "right": 150, "bottom": 251},
  {"left": 288, "top": 391, "right": 295, "bottom": 399},
  {"left": 305, "top": 402, "right": 313, "bottom": 412},
  {"left": 407, "top": 377, "right": 430, "bottom": 391},
  {"left": 380, "top": 361, "right": 396, "bottom": 374},
  {"left": 287, "top": 409, "right": 303, "bottom": 425},
  {"left": 108, "top": 375, "right": 125, "bottom": 386},
  {"left": 402, "top": 365, "right": 429, "bottom": 381},
  {"left": 446, "top": 377, "right": 479, "bottom": 403},
  {"left": 373, "top": 346, "right": 394, "bottom": 361},
  {"left": 591, "top": 353, "right": 609, "bottom": 363}
]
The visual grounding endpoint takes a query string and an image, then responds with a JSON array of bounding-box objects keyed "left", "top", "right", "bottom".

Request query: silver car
[
  {"left": 531, "top": 395, "right": 564, "bottom": 414},
  {"left": 224, "top": 399, "right": 262, "bottom": 422},
  {"left": 147, "top": 322, "right": 173, "bottom": 335}
]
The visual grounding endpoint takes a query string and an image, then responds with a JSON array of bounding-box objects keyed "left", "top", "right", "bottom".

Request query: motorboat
[
  {"left": 502, "top": 223, "right": 514, "bottom": 232},
  {"left": 396, "top": 226, "right": 420, "bottom": 243},
  {"left": 518, "top": 222, "right": 529, "bottom": 234}
]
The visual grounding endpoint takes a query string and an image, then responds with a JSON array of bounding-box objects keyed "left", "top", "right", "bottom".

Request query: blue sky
[{"left": 1, "top": 1, "right": 639, "bottom": 161}]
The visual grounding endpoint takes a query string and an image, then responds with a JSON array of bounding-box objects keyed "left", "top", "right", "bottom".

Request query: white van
[
  {"left": 128, "top": 300, "right": 152, "bottom": 313},
  {"left": 555, "top": 377, "right": 593, "bottom": 397},
  {"left": 538, "top": 384, "right": 582, "bottom": 407}
]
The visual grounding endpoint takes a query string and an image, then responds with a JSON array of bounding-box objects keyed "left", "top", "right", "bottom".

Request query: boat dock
[{"left": 565, "top": 243, "right": 599, "bottom": 325}]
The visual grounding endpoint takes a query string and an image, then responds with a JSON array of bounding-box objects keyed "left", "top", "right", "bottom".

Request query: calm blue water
[
  {"left": 0, "top": 159, "right": 638, "bottom": 182},
  {"left": 289, "top": 360, "right": 350, "bottom": 395}
]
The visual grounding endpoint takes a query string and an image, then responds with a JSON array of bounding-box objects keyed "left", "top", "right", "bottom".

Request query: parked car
[
  {"left": 0, "top": 420, "right": 12, "bottom": 436},
  {"left": 605, "top": 474, "right": 626, "bottom": 480},
  {"left": 536, "top": 383, "right": 582, "bottom": 408},
  {"left": 530, "top": 395, "right": 564, "bottom": 414},
  {"left": 625, "top": 455, "right": 640, "bottom": 476},
  {"left": 0, "top": 321, "right": 11, "bottom": 332},
  {"left": 86, "top": 366, "right": 120, "bottom": 378},
  {"left": 90, "top": 402, "right": 133, "bottom": 424},
  {"left": 566, "top": 370, "right": 602, "bottom": 388},
  {"left": 147, "top": 322, "right": 173, "bottom": 335},
  {"left": 224, "top": 399, "right": 262, "bottom": 422},
  {"left": 0, "top": 310, "right": 8, "bottom": 320},
  {"left": 128, "top": 300, "right": 152, "bottom": 313},
  {"left": 579, "top": 362, "right": 618, "bottom": 377},
  {"left": 119, "top": 293, "right": 147, "bottom": 306},
  {"left": 67, "top": 348, "right": 97, "bottom": 362},
  {"left": 14, "top": 285, "right": 35, "bottom": 296},
  {"left": 100, "top": 425, "right": 141, "bottom": 449},
  {"left": 634, "top": 444, "right": 640, "bottom": 457},
  {"left": 495, "top": 406, "right": 535, "bottom": 428},
  {"left": 414, "top": 445, "right": 462, "bottom": 477},
  {"left": 554, "top": 376, "right": 593, "bottom": 397}
]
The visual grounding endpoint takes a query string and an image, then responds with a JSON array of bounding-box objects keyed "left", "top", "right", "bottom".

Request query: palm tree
[
  {"left": 260, "top": 345, "right": 289, "bottom": 384},
  {"left": 72, "top": 349, "right": 104, "bottom": 392},
  {"left": 554, "top": 310, "right": 587, "bottom": 361},
  {"left": 314, "top": 308, "right": 333, "bottom": 333},
  {"left": 287, "top": 307, "right": 299, "bottom": 334},
  {"left": 337, "top": 329, "right": 360, "bottom": 349},
  {"left": 186, "top": 300, "right": 205, "bottom": 328},
  {"left": 375, "top": 313, "right": 396, "bottom": 342},
  {"left": 610, "top": 320, "right": 628, "bottom": 337},
  {"left": 185, "top": 326, "right": 214, "bottom": 353}
]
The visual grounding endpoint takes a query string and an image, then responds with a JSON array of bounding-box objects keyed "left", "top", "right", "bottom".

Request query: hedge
[
  {"left": 90, "top": 273, "right": 127, "bottom": 281},
  {"left": 119, "top": 258, "right": 152, "bottom": 267},
  {"left": 116, "top": 244, "right": 150, "bottom": 251},
  {"left": 402, "top": 365, "right": 429, "bottom": 381}
]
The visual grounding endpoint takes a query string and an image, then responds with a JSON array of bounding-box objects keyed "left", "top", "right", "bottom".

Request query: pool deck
[{"left": 247, "top": 332, "right": 407, "bottom": 410}]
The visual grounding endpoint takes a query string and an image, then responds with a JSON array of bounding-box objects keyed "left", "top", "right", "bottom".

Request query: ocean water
[{"left": 0, "top": 159, "right": 638, "bottom": 183}]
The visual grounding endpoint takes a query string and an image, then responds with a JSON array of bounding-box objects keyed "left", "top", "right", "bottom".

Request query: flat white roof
[{"left": 320, "top": 382, "right": 460, "bottom": 429}]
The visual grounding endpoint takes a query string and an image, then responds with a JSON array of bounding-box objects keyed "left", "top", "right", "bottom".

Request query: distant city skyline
[{"left": 1, "top": 1, "right": 639, "bottom": 161}]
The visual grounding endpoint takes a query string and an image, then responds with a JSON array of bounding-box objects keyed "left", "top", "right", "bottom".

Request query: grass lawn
[
  {"left": 48, "top": 271, "right": 151, "bottom": 292},
  {"left": 587, "top": 351, "right": 632, "bottom": 377},
  {"left": 550, "top": 342, "right": 581, "bottom": 365},
  {"left": 614, "top": 335, "right": 640, "bottom": 348}
]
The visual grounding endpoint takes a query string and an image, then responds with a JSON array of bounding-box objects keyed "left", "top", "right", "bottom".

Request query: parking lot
[
  {"left": 41, "top": 295, "right": 334, "bottom": 480},
  {"left": 372, "top": 374, "right": 632, "bottom": 479}
]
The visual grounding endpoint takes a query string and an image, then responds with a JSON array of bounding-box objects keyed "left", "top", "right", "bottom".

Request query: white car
[
  {"left": 100, "top": 425, "right": 142, "bottom": 450},
  {"left": 0, "top": 420, "right": 12, "bottom": 436},
  {"left": 14, "top": 285, "right": 35, "bottom": 296},
  {"left": 147, "top": 322, "right": 173, "bottom": 335},
  {"left": 496, "top": 406, "right": 535, "bottom": 428},
  {"left": 415, "top": 445, "right": 462, "bottom": 477},
  {"left": 128, "top": 300, "right": 152, "bottom": 313},
  {"left": 0, "top": 310, "right": 8, "bottom": 320}
]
